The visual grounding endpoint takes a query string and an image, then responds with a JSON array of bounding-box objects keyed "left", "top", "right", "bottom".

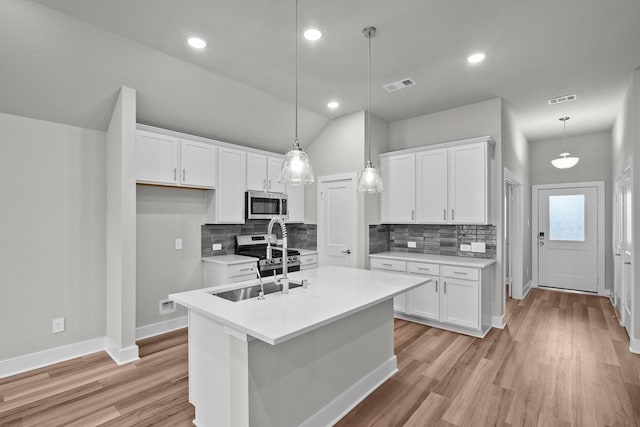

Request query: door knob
[{"left": 341, "top": 249, "right": 351, "bottom": 254}]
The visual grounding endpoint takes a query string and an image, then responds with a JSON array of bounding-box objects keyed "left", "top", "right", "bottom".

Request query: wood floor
[{"left": 1, "top": 288, "right": 639, "bottom": 426}]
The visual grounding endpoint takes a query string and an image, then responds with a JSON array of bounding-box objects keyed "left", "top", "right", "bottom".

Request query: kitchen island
[{"left": 169, "top": 265, "right": 429, "bottom": 427}]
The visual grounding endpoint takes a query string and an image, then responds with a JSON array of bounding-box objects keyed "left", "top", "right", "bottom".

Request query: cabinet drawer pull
[
  {"left": 382, "top": 263, "right": 393, "bottom": 267},
  {"left": 417, "top": 267, "right": 431, "bottom": 271},
  {"left": 454, "top": 271, "right": 468, "bottom": 275},
  {"left": 239, "top": 267, "right": 254, "bottom": 272}
]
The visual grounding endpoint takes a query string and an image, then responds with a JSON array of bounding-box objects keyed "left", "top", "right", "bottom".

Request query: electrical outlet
[
  {"left": 471, "top": 242, "right": 486, "bottom": 253},
  {"left": 460, "top": 244, "right": 471, "bottom": 252},
  {"left": 407, "top": 241, "right": 416, "bottom": 248},
  {"left": 159, "top": 299, "right": 176, "bottom": 315},
  {"left": 175, "top": 238, "right": 183, "bottom": 250},
  {"left": 52, "top": 317, "right": 65, "bottom": 334},
  {"left": 212, "top": 243, "right": 222, "bottom": 251}
]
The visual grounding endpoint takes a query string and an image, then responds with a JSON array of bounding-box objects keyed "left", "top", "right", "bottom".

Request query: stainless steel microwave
[{"left": 246, "top": 191, "right": 288, "bottom": 220}]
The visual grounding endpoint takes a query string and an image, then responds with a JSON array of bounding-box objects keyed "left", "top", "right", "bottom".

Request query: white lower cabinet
[
  {"left": 203, "top": 259, "right": 258, "bottom": 287},
  {"left": 370, "top": 255, "right": 493, "bottom": 337},
  {"left": 299, "top": 253, "right": 318, "bottom": 271}
]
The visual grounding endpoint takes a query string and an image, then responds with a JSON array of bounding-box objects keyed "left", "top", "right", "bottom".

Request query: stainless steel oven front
[{"left": 246, "top": 191, "right": 288, "bottom": 220}]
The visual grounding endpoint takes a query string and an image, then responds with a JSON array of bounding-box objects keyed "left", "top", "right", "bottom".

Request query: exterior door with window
[{"left": 538, "top": 187, "right": 598, "bottom": 292}]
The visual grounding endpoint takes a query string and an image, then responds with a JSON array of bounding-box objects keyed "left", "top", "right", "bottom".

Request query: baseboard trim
[
  {"left": 0, "top": 337, "right": 106, "bottom": 379},
  {"left": 492, "top": 315, "right": 506, "bottom": 329},
  {"left": 136, "top": 316, "right": 188, "bottom": 340},
  {"left": 598, "top": 288, "right": 612, "bottom": 297},
  {"left": 300, "top": 356, "right": 397, "bottom": 427},
  {"left": 522, "top": 281, "right": 533, "bottom": 298},
  {"left": 630, "top": 337, "right": 640, "bottom": 354},
  {"left": 105, "top": 337, "right": 139, "bottom": 366}
]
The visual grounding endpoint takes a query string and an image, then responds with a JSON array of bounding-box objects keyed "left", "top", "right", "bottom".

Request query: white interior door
[
  {"left": 318, "top": 174, "right": 356, "bottom": 268},
  {"left": 621, "top": 173, "right": 632, "bottom": 331},
  {"left": 537, "top": 187, "right": 598, "bottom": 292}
]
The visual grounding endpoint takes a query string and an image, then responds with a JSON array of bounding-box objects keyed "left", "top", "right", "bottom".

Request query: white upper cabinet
[
  {"left": 416, "top": 148, "right": 448, "bottom": 223},
  {"left": 380, "top": 153, "right": 416, "bottom": 223},
  {"left": 136, "top": 130, "right": 180, "bottom": 185},
  {"left": 246, "top": 154, "right": 285, "bottom": 193},
  {"left": 381, "top": 137, "right": 492, "bottom": 225},
  {"left": 216, "top": 147, "right": 247, "bottom": 223},
  {"left": 136, "top": 130, "right": 216, "bottom": 189},
  {"left": 448, "top": 142, "right": 489, "bottom": 224},
  {"left": 180, "top": 139, "right": 217, "bottom": 188},
  {"left": 286, "top": 184, "right": 305, "bottom": 223}
]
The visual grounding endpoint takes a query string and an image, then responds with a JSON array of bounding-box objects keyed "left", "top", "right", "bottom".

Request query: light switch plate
[
  {"left": 460, "top": 244, "right": 471, "bottom": 252},
  {"left": 212, "top": 243, "right": 222, "bottom": 251},
  {"left": 175, "top": 238, "right": 183, "bottom": 250},
  {"left": 407, "top": 241, "right": 416, "bottom": 248},
  {"left": 471, "top": 242, "right": 486, "bottom": 253}
]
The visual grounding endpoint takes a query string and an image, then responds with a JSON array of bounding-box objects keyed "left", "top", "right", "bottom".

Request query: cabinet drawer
[
  {"left": 370, "top": 257, "right": 407, "bottom": 272},
  {"left": 441, "top": 265, "right": 479, "bottom": 281},
  {"left": 228, "top": 262, "right": 258, "bottom": 278},
  {"left": 300, "top": 254, "right": 318, "bottom": 266},
  {"left": 407, "top": 262, "right": 440, "bottom": 276}
]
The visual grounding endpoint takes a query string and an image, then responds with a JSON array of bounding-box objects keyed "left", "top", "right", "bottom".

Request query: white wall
[
  {"left": 105, "top": 86, "right": 138, "bottom": 361},
  {"left": 502, "top": 106, "right": 531, "bottom": 289},
  {"left": 388, "top": 98, "right": 505, "bottom": 321},
  {"left": 612, "top": 69, "right": 640, "bottom": 348},
  {"left": 136, "top": 186, "right": 204, "bottom": 327},
  {"left": 530, "top": 131, "right": 613, "bottom": 291},
  {"left": 0, "top": 112, "right": 106, "bottom": 360}
]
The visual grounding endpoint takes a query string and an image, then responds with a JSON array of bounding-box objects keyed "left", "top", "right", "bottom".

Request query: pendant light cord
[
  {"left": 294, "top": 0, "right": 299, "bottom": 146},
  {"left": 560, "top": 116, "right": 569, "bottom": 153},
  {"left": 367, "top": 28, "right": 371, "bottom": 162}
]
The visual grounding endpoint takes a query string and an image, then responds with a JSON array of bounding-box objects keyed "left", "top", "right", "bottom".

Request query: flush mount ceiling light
[
  {"left": 467, "top": 52, "right": 486, "bottom": 64},
  {"left": 187, "top": 36, "right": 207, "bottom": 49},
  {"left": 327, "top": 101, "right": 339, "bottom": 109},
  {"left": 303, "top": 27, "right": 322, "bottom": 41},
  {"left": 551, "top": 116, "right": 579, "bottom": 169},
  {"left": 280, "top": 0, "right": 315, "bottom": 185},
  {"left": 357, "top": 26, "right": 383, "bottom": 194}
]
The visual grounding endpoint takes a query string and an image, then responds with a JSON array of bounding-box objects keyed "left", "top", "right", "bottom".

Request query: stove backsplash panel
[
  {"left": 202, "top": 221, "right": 317, "bottom": 257},
  {"left": 369, "top": 224, "right": 496, "bottom": 259}
]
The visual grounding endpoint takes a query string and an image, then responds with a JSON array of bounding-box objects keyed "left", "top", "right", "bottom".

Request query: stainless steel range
[{"left": 235, "top": 234, "right": 301, "bottom": 277}]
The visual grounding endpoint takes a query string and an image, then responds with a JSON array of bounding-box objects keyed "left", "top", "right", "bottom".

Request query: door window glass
[{"left": 549, "top": 195, "right": 585, "bottom": 241}]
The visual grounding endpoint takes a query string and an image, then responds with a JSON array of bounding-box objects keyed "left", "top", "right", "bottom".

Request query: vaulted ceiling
[{"left": 2, "top": 0, "right": 640, "bottom": 152}]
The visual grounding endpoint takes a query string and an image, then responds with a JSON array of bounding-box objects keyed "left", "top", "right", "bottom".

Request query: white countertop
[
  {"left": 370, "top": 251, "right": 496, "bottom": 268},
  {"left": 170, "top": 265, "right": 428, "bottom": 345},
  {"left": 295, "top": 248, "right": 318, "bottom": 256},
  {"left": 201, "top": 255, "right": 258, "bottom": 265}
]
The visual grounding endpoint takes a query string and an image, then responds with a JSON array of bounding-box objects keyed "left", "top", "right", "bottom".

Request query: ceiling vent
[
  {"left": 548, "top": 94, "right": 577, "bottom": 105},
  {"left": 383, "top": 77, "right": 416, "bottom": 93}
]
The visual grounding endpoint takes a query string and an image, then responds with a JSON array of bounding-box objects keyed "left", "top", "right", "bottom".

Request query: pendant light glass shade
[
  {"left": 551, "top": 116, "right": 579, "bottom": 169},
  {"left": 280, "top": 0, "right": 314, "bottom": 185},
  {"left": 357, "top": 26, "right": 383, "bottom": 194},
  {"left": 281, "top": 139, "right": 315, "bottom": 184},
  {"left": 357, "top": 159, "right": 384, "bottom": 193}
]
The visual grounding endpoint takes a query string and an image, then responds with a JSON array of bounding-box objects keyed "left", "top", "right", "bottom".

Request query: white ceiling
[{"left": 3, "top": 0, "right": 640, "bottom": 148}]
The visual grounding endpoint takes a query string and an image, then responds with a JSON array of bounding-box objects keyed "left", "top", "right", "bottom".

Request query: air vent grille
[
  {"left": 383, "top": 77, "right": 416, "bottom": 93},
  {"left": 548, "top": 94, "right": 577, "bottom": 105}
]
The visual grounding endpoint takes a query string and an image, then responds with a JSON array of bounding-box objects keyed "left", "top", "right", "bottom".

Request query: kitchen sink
[{"left": 211, "top": 280, "right": 303, "bottom": 302}]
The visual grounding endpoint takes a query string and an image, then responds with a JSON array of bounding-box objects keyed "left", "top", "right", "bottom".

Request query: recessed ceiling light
[
  {"left": 467, "top": 52, "right": 486, "bottom": 64},
  {"left": 327, "top": 101, "right": 339, "bottom": 109},
  {"left": 303, "top": 27, "right": 322, "bottom": 41},
  {"left": 187, "top": 36, "right": 207, "bottom": 49}
]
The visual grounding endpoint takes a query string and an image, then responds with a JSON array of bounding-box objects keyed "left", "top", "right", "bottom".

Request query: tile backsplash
[
  {"left": 201, "top": 221, "right": 317, "bottom": 256},
  {"left": 369, "top": 224, "right": 496, "bottom": 259}
]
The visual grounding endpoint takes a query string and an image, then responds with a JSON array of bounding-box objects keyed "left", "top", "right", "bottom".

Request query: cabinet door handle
[
  {"left": 182, "top": 169, "right": 186, "bottom": 181},
  {"left": 435, "top": 280, "right": 438, "bottom": 293},
  {"left": 263, "top": 179, "right": 267, "bottom": 190},
  {"left": 444, "top": 281, "right": 447, "bottom": 294},
  {"left": 624, "top": 261, "right": 631, "bottom": 265},
  {"left": 452, "top": 209, "right": 455, "bottom": 221},
  {"left": 444, "top": 209, "right": 447, "bottom": 221},
  {"left": 268, "top": 179, "right": 272, "bottom": 190},
  {"left": 173, "top": 168, "right": 177, "bottom": 181},
  {"left": 411, "top": 210, "right": 415, "bottom": 220},
  {"left": 615, "top": 253, "right": 621, "bottom": 256}
]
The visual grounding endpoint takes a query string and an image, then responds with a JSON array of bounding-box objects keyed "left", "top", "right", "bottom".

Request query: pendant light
[
  {"left": 280, "top": 0, "right": 315, "bottom": 185},
  {"left": 551, "top": 116, "right": 579, "bottom": 169},
  {"left": 357, "top": 26, "right": 384, "bottom": 193}
]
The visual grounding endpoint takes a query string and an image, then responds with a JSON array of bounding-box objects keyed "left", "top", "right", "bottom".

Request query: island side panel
[{"left": 247, "top": 299, "right": 396, "bottom": 427}]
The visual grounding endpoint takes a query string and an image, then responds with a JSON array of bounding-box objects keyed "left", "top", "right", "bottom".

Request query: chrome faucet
[{"left": 267, "top": 216, "right": 289, "bottom": 294}]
